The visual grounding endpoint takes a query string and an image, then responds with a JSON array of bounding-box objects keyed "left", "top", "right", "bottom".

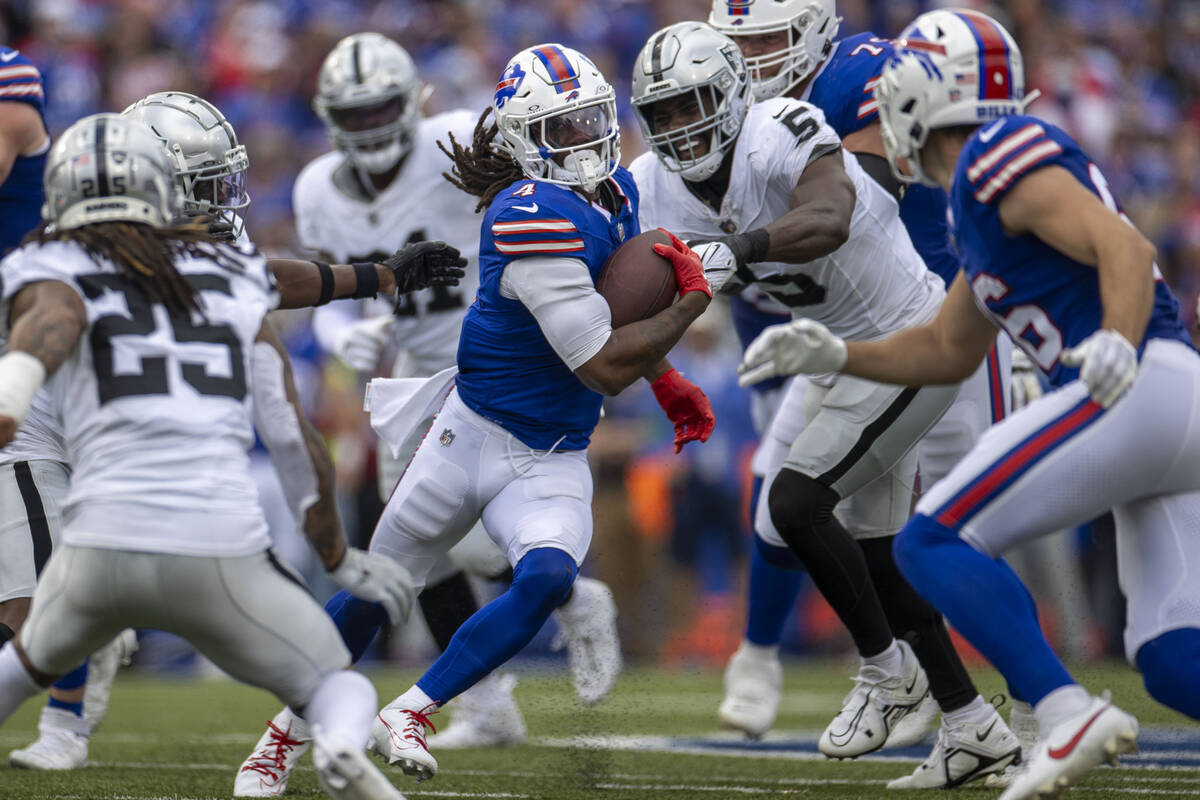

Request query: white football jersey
[
  {"left": 0, "top": 238, "right": 276, "bottom": 557},
  {"left": 296, "top": 110, "right": 483, "bottom": 377},
  {"left": 0, "top": 350, "right": 67, "bottom": 466},
  {"left": 631, "top": 98, "right": 944, "bottom": 343}
]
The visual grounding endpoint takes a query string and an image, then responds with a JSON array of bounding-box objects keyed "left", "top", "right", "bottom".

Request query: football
[{"left": 596, "top": 229, "right": 678, "bottom": 328}]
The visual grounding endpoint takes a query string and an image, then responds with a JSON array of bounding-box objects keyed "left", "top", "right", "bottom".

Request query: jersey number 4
[{"left": 78, "top": 273, "right": 247, "bottom": 405}]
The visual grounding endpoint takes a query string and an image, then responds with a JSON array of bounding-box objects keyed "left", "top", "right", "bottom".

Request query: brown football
[{"left": 596, "top": 229, "right": 678, "bottom": 328}]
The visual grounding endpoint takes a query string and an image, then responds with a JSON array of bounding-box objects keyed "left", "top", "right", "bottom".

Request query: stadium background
[{"left": 2, "top": 0, "right": 1198, "bottom": 671}]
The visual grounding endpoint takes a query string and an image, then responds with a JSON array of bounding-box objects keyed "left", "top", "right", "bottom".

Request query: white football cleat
[
  {"left": 819, "top": 640, "right": 929, "bottom": 759},
  {"left": 371, "top": 702, "right": 439, "bottom": 781},
  {"left": 717, "top": 641, "right": 782, "bottom": 739},
  {"left": 886, "top": 693, "right": 939, "bottom": 748},
  {"left": 9, "top": 707, "right": 89, "bottom": 770},
  {"left": 313, "top": 729, "right": 407, "bottom": 800},
  {"left": 886, "top": 704, "right": 1021, "bottom": 789},
  {"left": 84, "top": 628, "right": 137, "bottom": 734},
  {"left": 987, "top": 699, "right": 1041, "bottom": 789},
  {"left": 427, "top": 673, "right": 526, "bottom": 749},
  {"left": 552, "top": 577, "right": 622, "bottom": 705},
  {"left": 234, "top": 707, "right": 312, "bottom": 797},
  {"left": 998, "top": 694, "right": 1137, "bottom": 800}
]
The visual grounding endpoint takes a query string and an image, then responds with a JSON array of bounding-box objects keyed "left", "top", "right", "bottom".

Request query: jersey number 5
[
  {"left": 775, "top": 106, "right": 819, "bottom": 145},
  {"left": 78, "top": 273, "right": 247, "bottom": 405}
]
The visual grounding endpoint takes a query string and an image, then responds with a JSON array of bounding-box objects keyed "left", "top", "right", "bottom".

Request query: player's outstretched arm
[
  {"left": 764, "top": 150, "right": 856, "bottom": 264},
  {"left": 252, "top": 321, "right": 413, "bottom": 623},
  {"left": 739, "top": 274, "right": 995, "bottom": 387},
  {"left": 0, "top": 281, "right": 86, "bottom": 446},
  {"left": 267, "top": 242, "right": 465, "bottom": 311},
  {"left": 998, "top": 165, "right": 1156, "bottom": 348}
]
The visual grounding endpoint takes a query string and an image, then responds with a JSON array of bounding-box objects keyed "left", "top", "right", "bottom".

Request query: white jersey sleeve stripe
[
  {"left": 857, "top": 100, "right": 879, "bottom": 119},
  {"left": 0, "top": 85, "right": 43, "bottom": 97},
  {"left": 966, "top": 124, "right": 1045, "bottom": 182},
  {"left": 974, "top": 140, "right": 1064, "bottom": 203},
  {"left": 0, "top": 65, "right": 40, "bottom": 81},
  {"left": 495, "top": 239, "right": 586, "bottom": 254},
  {"left": 492, "top": 219, "right": 577, "bottom": 234}
]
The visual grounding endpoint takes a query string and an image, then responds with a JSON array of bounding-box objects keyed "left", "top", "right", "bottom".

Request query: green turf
[{"left": 1, "top": 659, "right": 1196, "bottom": 799}]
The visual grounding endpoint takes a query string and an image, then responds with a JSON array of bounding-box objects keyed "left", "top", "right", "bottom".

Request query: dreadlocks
[
  {"left": 439, "top": 108, "right": 525, "bottom": 213},
  {"left": 25, "top": 220, "right": 246, "bottom": 314}
]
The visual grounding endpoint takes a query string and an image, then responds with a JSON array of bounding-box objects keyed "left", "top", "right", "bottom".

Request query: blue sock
[
  {"left": 893, "top": 514, "right": 1073, "bottom": 705},
  {"left": 1137, "top": 627, "right": 1200, "bottom": 720},
  {"left": 417, "top": 547, "right": 577, "bottom": 704},
  {"left": 48, "top": 662, "right": 88, "bottom": 717},
  {"left": 325, "top": 589, "right": 390, "bottom": 664}
]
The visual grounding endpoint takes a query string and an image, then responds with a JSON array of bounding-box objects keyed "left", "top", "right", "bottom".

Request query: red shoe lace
[
  {"left": 402, "top": 708, "right": 438, "bottom": 749},
  {"left": 241, "top": 720, "right": 306, "bottom": 778}
]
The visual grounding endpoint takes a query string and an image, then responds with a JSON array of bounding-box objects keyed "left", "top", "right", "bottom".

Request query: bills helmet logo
[{"left": 495, "top": 62, "right": 526, "bottom": 109}]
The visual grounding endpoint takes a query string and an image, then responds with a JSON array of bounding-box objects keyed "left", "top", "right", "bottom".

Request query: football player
[
  {"left": 707, "top": 0, "right": 1024, "bottom": 766},
  {"left": 0, "top": 113, "right": 415, "bottom": 800},
  {"left": 336, "top": 43, "right": 712, "bottom": 783},
  {"left": 630, "top": 22, "right": 1020, "bottom": 784},
  {"left": 0, "top": 44, "right": 139, "bottom": 771},
  {"left": 740, "top": 9, "right": 1200, "bottom": 797}
]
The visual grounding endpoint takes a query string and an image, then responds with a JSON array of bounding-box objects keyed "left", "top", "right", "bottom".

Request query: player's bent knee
[
  {"left": 1137, "top": 628, "right": 1200, "bottom": 720},
  {"left": 892, "top": 514, "right": 953, "bottom": 580},
  {"left": 767, "top": 468, "right": 839, "bottom": 546},
  {"left": 753, "top": 533, "right": 806, "bottom": 571},
  {"left": 510, "top": 547, "right": 578, "bottom": 614}
]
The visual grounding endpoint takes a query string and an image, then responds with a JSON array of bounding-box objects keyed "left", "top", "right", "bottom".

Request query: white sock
[
  {"left": 0, "top": 644, "right": 44, "bottom": 724},
  {"left": 1034, "top": 684, "right": 1092, "bottom": 734},
  {"left": 861, "top": 640, "right": 903, "bottom": 675},
  {"left": 740, "top": 641, "right": 780, "bottom": 660},
  {"left": 943, "top": 694, "right": 993, "bottom": 728},
  {"left": 40, "top": 705, "right": 90, "bottom": 736},
  {"left": 304, "top": 670, "right": 376, "bottom": 749},
  {"left": 396, "top": 684, "right": 437, "bottom": 712}
]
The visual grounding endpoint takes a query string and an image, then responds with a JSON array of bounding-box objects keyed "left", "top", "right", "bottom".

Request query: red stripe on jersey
[
  {"left": 0, "top": 65, "right": 40, "bottom": 82},
  {"left": 495, "top": 238, "right": 585, "bottom": 254},
  {"left": 958, "top": 9, "right": 1012, "bottom": 101},
  {"left": 974, "top": 140, "right": 1063, "bottom": 203},
  {"left": 967, "top": 124, "right": 1044, "bottom": 183},
  {"left": 936, "top": 399, "right": 1101, "bottom": 528}
]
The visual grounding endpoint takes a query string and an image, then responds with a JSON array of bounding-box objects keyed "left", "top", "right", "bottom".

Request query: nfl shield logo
[
  {"left": 617, "top": 222, "right": 625, "bottom": 240},
  {"left": 439, "top": 428, "right": 455, "bottom": 447}
]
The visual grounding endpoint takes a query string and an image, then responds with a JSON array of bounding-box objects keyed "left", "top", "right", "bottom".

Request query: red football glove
[
  {"left": 650, "top": 368, "right": 715, "bottom": 454},
  {"left": 652, "top": 228, "right": 712, "bottom": 299}
]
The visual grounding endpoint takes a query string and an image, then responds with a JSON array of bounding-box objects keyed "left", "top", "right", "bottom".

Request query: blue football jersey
[
  {"left": 0, "top": 47, "right": 47, "bottom": 255},
  {"left": 456, "top": 169, "right": 640, "bottom": 450},
  {"left": 951, "top": 115, "right": 1191, "bottom": 388},
  {"left": 804, "top": 33, "right": 959, "bottom": 283}
]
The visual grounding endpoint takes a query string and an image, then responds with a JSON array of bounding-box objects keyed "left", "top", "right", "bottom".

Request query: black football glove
[
  {"left": 383, "top": 241, "right": 467, "bottom": 306},
  {"left": 206, "top": 217, "right": 237, "bottom": 242}
]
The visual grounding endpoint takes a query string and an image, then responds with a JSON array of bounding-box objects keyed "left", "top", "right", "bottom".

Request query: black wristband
[
  {"left": 721, "top": 228, "right": 771, "bottom": 267},
  {"left": 350, "top": 262, "right": 380, "bottom": 299},
  {"left": 313, "top": 260, "right": 335, "bottom": 306}
]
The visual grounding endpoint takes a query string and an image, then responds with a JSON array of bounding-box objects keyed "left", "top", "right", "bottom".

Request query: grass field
[{"left": 2, "top": 659, "right": 1197, "bottom": 799}]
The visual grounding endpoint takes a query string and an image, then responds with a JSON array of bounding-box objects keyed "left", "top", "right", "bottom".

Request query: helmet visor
[
  {"left": 539, "top": 103, "right": 615, "bottom": 152},
  {"left": 328, "top": 94, "right": 408, "bottom": 133}
]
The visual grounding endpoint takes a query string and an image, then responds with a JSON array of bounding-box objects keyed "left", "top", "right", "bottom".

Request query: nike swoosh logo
[
  {"left": 1047, "top": 704, "right": 1109, "bottom": 760},
  {"left": 978, "top": 120, "right": 1005, "bottom": 143},
  {"left": 905, "top": 676, "right": 918, "bottom": 694},
  {"left": 976, "top": 719, "right": 998, "bottom": 742},
  {"left": 0, "top": 51, "right": 19, "bottom": 62},
  {"left": 513, "top": 203, "right": 539, "bottom": 213}
]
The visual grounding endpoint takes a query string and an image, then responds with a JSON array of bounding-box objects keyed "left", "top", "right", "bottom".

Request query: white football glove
[
  {"left": 1059, "top": 329, "right": 1137, "bottom": 408},
  {"left": 738, "top": 318, "right": 847, "bottom": 387},
  {"left": 328, "top": 547, "right": 415, "bottom": 625},
  {"left": 690, "top": 241, "right": 743, "bottom": 294},
  {"left": 1010, "top": 347, "right": 1043, "bottom": 411},
  {"left": 332, "top": 316, "right": 393, "bottom": 372}
]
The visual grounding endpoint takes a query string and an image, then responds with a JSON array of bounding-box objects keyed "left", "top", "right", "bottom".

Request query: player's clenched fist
[
  {"left": 738, "top": 319, "right": 847, "bottom": 387},
  {"left": 1060, "top": 328, "right": 1137, "bottom": 408}
]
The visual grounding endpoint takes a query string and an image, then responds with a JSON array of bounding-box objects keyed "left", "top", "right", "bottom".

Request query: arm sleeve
[
  {"left": 252, "top": 339, "right": 319, "bottom": 522},
  {"left": 499, "top": 255, "right": 613, "bottom": 371}
]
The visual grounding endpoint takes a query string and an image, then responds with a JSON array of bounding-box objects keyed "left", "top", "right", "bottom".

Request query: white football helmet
[
  {"left": 631, "top": 22, "right": 753, "bottom": 182},
  {"left": 493, "top": 43, "right": 619, "bottom": 195},
  {"left": 875, "top": 9, "right": 1036, "bottom": 186},
  {"left": 708, "top": 0, "right": 839, "bottom": 101},
  {"left": 42, "top": 113, "right": 182, "bottom": 231},
  {"left": 122, "top": 91, "right": 250, "bottom": 237},
  {"left": 314, "top": 32, "right": 422, "bottom": 175}
]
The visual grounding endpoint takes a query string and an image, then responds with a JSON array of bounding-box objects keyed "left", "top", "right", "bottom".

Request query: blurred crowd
[{"left": 3, "top": 0, "right": 1196, "bottom": 667}]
